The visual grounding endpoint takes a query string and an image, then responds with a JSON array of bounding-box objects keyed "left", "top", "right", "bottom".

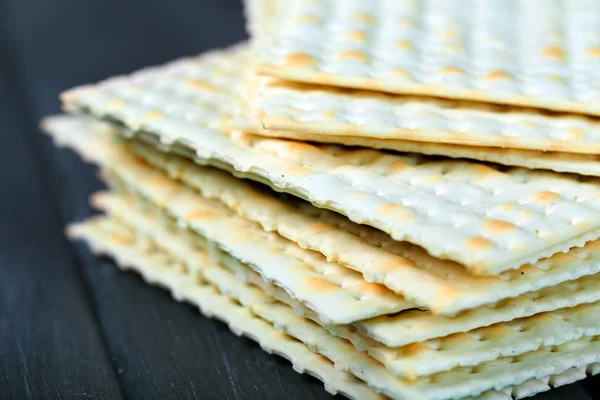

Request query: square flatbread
[
  {"left": 244, "top": 76, "right": 600, "bottom": 154},
  {"left": 255, "top": 0, "right": 600, "bottom": 117}
]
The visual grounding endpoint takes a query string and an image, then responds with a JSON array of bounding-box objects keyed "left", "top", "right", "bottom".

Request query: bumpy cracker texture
[
  {"left": 233, "top": 64, "right": 600, "bottom": 176},
  {"left": 71, "top": 216, "right": 600, "bottom": 400},
  {"left": 102, "top": 193, "right": 600, "bottom": 380},
  {"left": 68, "top": 218, "right": 384, "bottom": 400},
  {"left": 44, "top": 114, "right": 600, "bottom": 318},
  {"left": 256, "top": 0, "right": 600, "bottom": 116},
  {"left": 255, "top": 77, "right": 600, "bottom": 154},
  {"left": 59, "top": 45, "right": 600, "bottom": 275},
  {"left": 100, "top": 158, "right": 411, "bottom": 325}
]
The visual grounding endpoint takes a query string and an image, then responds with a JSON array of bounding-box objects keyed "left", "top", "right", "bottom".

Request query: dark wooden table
[{"left": 1, "top": 1, "right": 598, "bottom": 399}]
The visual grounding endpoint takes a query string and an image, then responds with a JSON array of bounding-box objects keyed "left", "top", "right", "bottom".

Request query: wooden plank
[{"left": 0, "top": 55, "right": 123, "bottom": 400}]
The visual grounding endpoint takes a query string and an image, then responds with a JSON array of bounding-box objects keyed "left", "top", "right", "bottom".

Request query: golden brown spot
[
  {"left": 586, "top": 47, "right": 600, "bottom": 58},
  {"left": 293, "top": 14, "right": 320, "bottom": 23},
  {"left": 388, "top": 160, "right": 411, "bottom": 174},
  {"left": 321, "top": 111, "right": 336, "bottom": 119},
  {"left": 494, "top": 202, "right": 517, "bottom": 215},
  {"left": 390, "top": 69, "right": 411, "bottom": 79},
  {"left": 145, "top": 110, "right": 164, "bottom": 120},
  {"left": 444, "top": 43, "right": 465, "bottom": 53},
  {"left": 483, "top": 325, "right": 515, "bottom": 339},
  {"left": 401, "top": 342, "right": 430, "bottom": 357},
  {"left": 542, "top": 46, "right": 565, "bottom": 60},
  {"left": 234, "top": 232, "right": 252, "bottom": 241},
  {"left": 289, "top": 140, "right": 318, "bottom": 151},
  {"left": 439, "top": 66, "right": 464, "bottom": 75},
  {"left": 305, "top": 276, "right": 338, "bottom": 293},
  {"left": 358, "top": 280, "right": 392, "bottom": 296},
  {"left": 485, "top": 70, "right": 513, "bottom": 81},
  {"left": 547, "top": 251, "right": 578, "bottom": 264},
  {"left": 284, "top": 166, "right": 312, "bottom": 175},
  {"left": 424, "top": 175, "right": 442, "bottom": 183},
  {"left": 466, "top": 236, "right": 494, "bottom": 251},
  {"left": 374, "top": 258, "right": 415, "bottom": 273},
  {"left": 484, "top": 219, "right": 517, "bottom": 234},
  {"left": 112, "top": 232, "right": 135, "bottom": 245},
  {"left": 307, "top": 222, "right": 336, "bottom": 234},
  {"left": 469, "top": 164, "right": 501, "bottom": 179},
  {"left": 565, "top": 127, "right": 584, "bottom": 140},
  {"left": 441, "top": 27, "right": 461, "bottom": 39},
  {"left": 585, "top": 240, "right": 600, "bottom": 250},
  {"left": 396, "top": 40, "right": 414, "bottom": 50},
  {"left": 185, "top": 210, "right": 216, "bottom": 220},
  {"left": 108, "top": 98, "right": 126, "bottom": 109},
  {"left": 378, "top": 203, "right": 416, "bottom": 221},
  {"left": 437, "top": 285, "right": 459, "bottom": 302},
  {"left": 547, "top": 75, "right": 565, "bottom": 83},
  {"left": 352, "top": 11, "right": 375, "bottom": 24},
  {"left": 347, "top": 31, "right": 368, "bottom": 42},
  {"left": 533, "top": 191, "right": 560, "bottom": 205},
  {"left": 185, "top": 78, "right": 220, "bottom": 92},
  {"left": 145, "top": 175, "right": 172, "bottom": 185},
  {"left": 284, "top": 53, "right": 318, "bottom": 68},
  {"left": 337, "top": 50, "right": 369, "bottom": 61},
  {"left": 220, "top": 115, "right": 233, "bottom": 132}
]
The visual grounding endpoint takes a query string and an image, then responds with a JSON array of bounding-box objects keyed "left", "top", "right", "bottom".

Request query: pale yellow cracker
[
  {"left": 43, "top": 115, "right": 600, "bottom": 322},
  {"left": 250, "top": 76, "right": 600, "bottom": 155},
  {"left": 239, "top": 129, "right": 600, "bottom": 178},
  {"left": 59, "top": 45, "right": 600, "bottom": 275},
  {"left": 255, "top": 0, "right": 600, "bottom": 117},
  {"left": 70, "top": 216, "right": 600, "bottom": 400}
]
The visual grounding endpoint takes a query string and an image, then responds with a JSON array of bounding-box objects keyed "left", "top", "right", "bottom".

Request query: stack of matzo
[{"left": 42, "top": 1, "right": 600, "bottom": 398}]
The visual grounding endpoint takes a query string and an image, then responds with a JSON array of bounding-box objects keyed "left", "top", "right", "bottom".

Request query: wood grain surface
[{"left": 0, "top": 0, "right": 598, "bottom": 399}]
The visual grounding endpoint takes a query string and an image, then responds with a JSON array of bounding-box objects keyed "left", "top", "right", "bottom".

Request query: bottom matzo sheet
[{"left": 69, "top": 215, "right": 600, "bottom": 400}]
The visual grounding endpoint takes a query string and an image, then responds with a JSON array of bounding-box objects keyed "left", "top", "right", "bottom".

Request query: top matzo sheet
[
  {"left": 61, "top": 44, "right": 600, "bottom": 274},
  {"left": 255, "top": 0, "right": 600, "bottom": 116}
]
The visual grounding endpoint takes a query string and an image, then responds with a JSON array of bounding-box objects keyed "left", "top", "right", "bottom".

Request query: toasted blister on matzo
[
  {"left": 59, "top": 45, "right": 600, "bottom": 275},
  {"left": 92, "top": 191, "right": 600, "bottom": 379},
  {"left": 70, "top": 215, "right": 600, "bottom": 400},
  {"left": 44, "top": 114, "right": 600, "bottom": 318},
  {"left": 254, "top": 0, "right": 600, "bottom": 117},
  {"left": 241, "top": 74, "right": 600, "bottom": 154}
]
